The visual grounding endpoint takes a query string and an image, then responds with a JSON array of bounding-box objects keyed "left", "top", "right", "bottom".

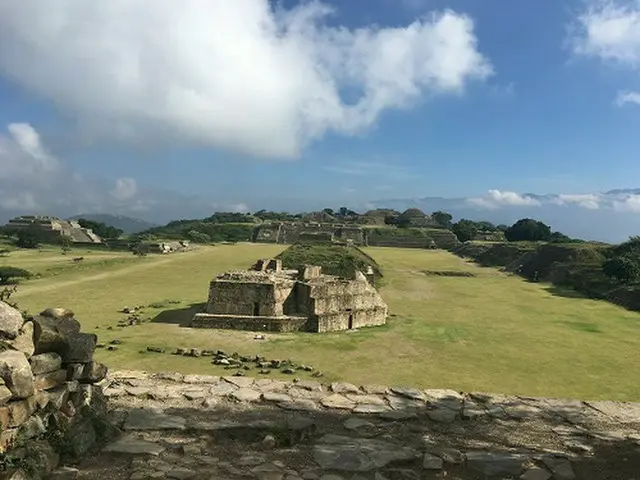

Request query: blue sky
[{"left": 1, "top": 0, "right": 640, "bottom": 240}]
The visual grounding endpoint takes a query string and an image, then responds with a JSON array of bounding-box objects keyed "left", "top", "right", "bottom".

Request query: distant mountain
[{"left": 67, "top": 214, "right": 158, "bottom": 234}]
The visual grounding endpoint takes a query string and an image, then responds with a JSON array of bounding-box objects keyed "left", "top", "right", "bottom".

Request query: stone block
[
  {"left": 79, "top": 362, "right": 108, "bottom": 383},
  {"left": 32, "top": 316, "right": 67, "bottom": 355},
  {"left": 66, "top": 363, "right": 84, "bottom": 381},
  {"left": 0, "top": 428, "right": 18, "bottom": 453},
  {"left": 63, "top": 416, "right": 97, "bottom": 458},
  {"left": 0, "top": 396, "right": 38, "bottom": 428},
  {"left": 39, "top": 307, "right": 75, "bottom": 320},
  {"left": 63, "top": 333, "right": 97, "bottom": 363},
  {"left": 16, "top": 415, "right": 46, "bottom": 444},
  {"left": 0, "top": 302, "right": 23, "bottom": 340},
  {"left": 0, "top": 385, "right": 12, "bottom": 406},
  {"left": 0, "top": 351, "right": 34, "bottom": 399},
  {"left": 5, "top": 322, "right": 34, "bottom": 358},
  {"left": 47, "top": 385, "right": 70, "bottom": 410},
  {"left": 34, "top": 369, "right": 67, "bottom": 391},
  {"left": 29, "top": 352, "right": 63, "bottom": 375},
  {"left": 48, "top": 467, "right": 80, "bottom": 480}
]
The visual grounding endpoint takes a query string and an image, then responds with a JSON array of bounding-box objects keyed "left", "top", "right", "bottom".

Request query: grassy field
[{"left": 2, "top": 243, "right": 639, "bottom": 401}]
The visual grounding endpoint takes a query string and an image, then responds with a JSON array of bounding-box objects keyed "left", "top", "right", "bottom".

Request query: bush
[
  {"left": 0, "top": 267, "right": 32, "bottom": 285},
  {"left": 185, "top": 230, "right": 211, "bottom": 244},
  {"left": 452, "top": 220, "right": 478, "bottom": 242},
  {"left": 15, "top": 229, "right": 41, "bottom": 249},
  {"left": 505, "top": 219, "right": 551, "bottom": 242},
  {"left": 603, "top": 255, "right": 640, "bottom": 285}
]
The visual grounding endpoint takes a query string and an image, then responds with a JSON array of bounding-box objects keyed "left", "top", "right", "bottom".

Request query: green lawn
[{"left": 3, "top": 243, "right": 639, "bottom": 401}]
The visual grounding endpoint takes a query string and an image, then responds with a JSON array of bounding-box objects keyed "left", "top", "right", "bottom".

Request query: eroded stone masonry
[{"left": 190, "top": 259, "right": 388, "bottom": 333}]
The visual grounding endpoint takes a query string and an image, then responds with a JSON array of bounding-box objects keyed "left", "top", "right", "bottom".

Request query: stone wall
[
  {"left": 206, "top": 280, "right": 297, "bottom": 317},
  {"left": 0, "top": 302, "right": 111, "bottom": 478},
  {"left": 190, "top": 314, "right": 309, "bottom": 332}
]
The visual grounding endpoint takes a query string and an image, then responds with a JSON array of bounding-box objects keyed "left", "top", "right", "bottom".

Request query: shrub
[
  {"left": 603, "top": 255, "right": 640, "bottom": 285},
  {"left": 0, "top": 267, "right": 32, "bottom": 285}
]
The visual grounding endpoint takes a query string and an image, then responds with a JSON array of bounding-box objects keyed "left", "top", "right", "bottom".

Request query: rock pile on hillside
[{"left": 0, "top": 302, "right": 111, "bottom": 479}]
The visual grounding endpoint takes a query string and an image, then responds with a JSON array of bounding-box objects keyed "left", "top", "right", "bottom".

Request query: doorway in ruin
[
  {"left": 346, "top": 308, "right": 353, "bottom": 329},
  {"left": 253, "top": 302, "right": 260, "bottom": 316}
]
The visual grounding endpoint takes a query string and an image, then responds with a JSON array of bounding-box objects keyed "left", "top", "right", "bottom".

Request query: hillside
[
  {"left": 452, "top": 241, "right": 640, "bottom": 311},
  {"left": 68, "top": 214, "right": 158, "bottom": 234}
]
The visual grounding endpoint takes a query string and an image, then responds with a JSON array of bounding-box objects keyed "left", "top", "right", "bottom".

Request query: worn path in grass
[{"left": 8, "top": 244, "right": 640, "bottom": 401}]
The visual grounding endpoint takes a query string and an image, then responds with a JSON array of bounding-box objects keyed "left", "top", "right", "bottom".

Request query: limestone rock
[
  {"left": 0, "top": 383, "right": 11, "bottom": 406},
  {"left": 47, "top": 385, "right": 70, "bottom": 410},
  {"left": 321, "top": 394, "right": 355, "bottom": 410},
  {"left": 63, "top": 333, "right": 97, "bottom": 363},
  {"left": 29, "top": 352, "right": 63, "bottom": 375},
  {"left": 263, "top": 392, "right": 293, "bottom": 403},
  {"left": 313, "top": 434, "right": 417, "bottom": 472},
  {"left": 79, "top": 362, "right": 108, "bottom": 383},
  {"left": 466, "top": 451, "right": 528, "bottom": 476},
  {"left": 520, "top": 467, "right": 552, "bottom": 480},
  {"left": 124, "top": 408, "right": 187, "bottom": 431},
  {"left": 32, "top": 315, "right": 67, "bottom": 355},
  {"left": 541, "top": 456, "right": 575, "bottom": 480},
  {"left": 48, "top": 466, "right": 80, "bottom": 480},
  {"left": 63, "top": 416, "right": 97, "bottom": 458},
  {"left": 0, "top": 350, "right": 34, "bottom": 399},
  {"left": 0, "top": 301, "right": 23, "bottom": 340},
  {"left": 427, "top": 408, "right": 457, "bottom": 423},
  {"left": 390, "top": 386, "right": 426, "bottom": 402},
  {"left": 422, "top": 453, "right": 443, "bottom": 470},
  {"left": 330, "top": 382, "right": 359, "bottom": 394},
  {"left": 16, "top": 414, "right": 46, "bottom": 444},
  {"left": 0, "top": 396, "right": 38, "bottom": 428},
  {"left": 5, "top": 321, "right": 34, "bottom": 358},
  {"left": 352, "top": 404, "right": 390, "bottom": 414},
  {"left": 231, "top": 388, "right": 261, "bottom": 402},
  {"left": 40, "top": 307, "right": 75, "bottom": 320},
  {"left": 34, "top": 369, "right": 67, "bottom": 391}
]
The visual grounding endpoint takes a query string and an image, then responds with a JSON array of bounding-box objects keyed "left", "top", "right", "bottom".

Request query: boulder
[
  {"left": 0, "top": 350, "right": 35, "bottom": 399},
  {"left": 66, "top": 363, "right": 84, "bottom": 381},
  {"left": 0, "top": 396, "right": 38, "bottom": 428},
  {"left": 32, "top": 316, "right": 67, "bottom": 355},
  {"left": 5, "top": 321, "right": 35, "bottom": 358},
  {"left": 34, "top": 369, "right": 67, "bottom": 391},
  {"left": 29, "top": 352, "right": 63, "bottom": 375},
  {"left": 0, "top": 302, "right": 24, "bottom": 340},
  {"left": 79, "top": 362, "right": 108, "bottom": 383},
  {"left": 40, "top": 307, "right": 74, "bottom": 320},
  {"left": 0, "top": 384, "right": 12, "bottom": 406},
  {"left": 63, "top": 333, "right": 97, "bottom": 363},
  {"left": 55, "top": 316, "right": 81, "bottom": 338}
]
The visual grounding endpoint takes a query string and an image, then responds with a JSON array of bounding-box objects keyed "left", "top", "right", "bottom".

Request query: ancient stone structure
[
  {"left": 63, "top": 370, "right": 640, "bottom": 479},
  {"left": 253, "top": 222, "right": 460, "bottom": 249},
  {"left": 0, "top": 302, "right": 111, "bottom": 478},
  {"left": 5, "top": 215, "right": 102, "bottom": 244},
  {"left": 190, "top": 259, "right": 388, "bottom": 333}
]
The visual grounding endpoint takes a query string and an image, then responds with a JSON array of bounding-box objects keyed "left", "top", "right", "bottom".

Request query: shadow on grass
[
  {"left": 151, "top": 302, "right": 205, "bottom": 326},
  {"left": 542, "top": 284, "right": 589, "bottom": 300}
]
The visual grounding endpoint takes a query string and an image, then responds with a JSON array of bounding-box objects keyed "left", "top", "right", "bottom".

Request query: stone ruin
[
  {"left": 5, "top": 216, "right": 103, "bottom": 244},
  {"left": 190, "top": 258, "right": 388, "bottom": 333},
  {"left": 0, "top": 302, "right": 111, "bottom": 478}
]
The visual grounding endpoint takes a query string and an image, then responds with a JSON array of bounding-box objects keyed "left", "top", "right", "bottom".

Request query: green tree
[
  {"left": 603, "top": 255, "right": 640, "bottom": 285},
  {"left": 60, "top": 236, "right": 72, "bottom": 255},
  {"left": 431, "top": 211, "right": 453, "bottom": 229},
  {"left": 15, "top": 229, "right": 41, "bottom": 249},
  {"left": 0, "top": 266, "right": 32, "bottom": 285},
  {"left": 452, "top": 219, "right": 478, "bottom": 242},
  {"left": 76, "top": 218, "right": 123, "bottom": 239},
  {"left": 186, "top": 230, "right": 211, "bottom": 244},
  {"left": 504, "top": 219, "right": 552, "bottom": 242}
]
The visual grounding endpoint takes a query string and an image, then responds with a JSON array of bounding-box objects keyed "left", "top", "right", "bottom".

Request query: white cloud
[
  {"left": 613, "top": 194, "right": 640, "bottom": 212},
  {"left": 555, "top": 193, "right": 601, "bottom": 209},
  {"left": 0, "top": 191, "right": 39, "bottom": 211},
  {"left": 0, "top": 1, "right": 492, "bottom": 159},
  {"left": 570, "top": 0, "right": 640, "bottom": 66},
  {"left": 110, "top": 177, "right": 138, "bottom": 201},
  {"left": 467, "top": 189, "right": 541, "bottom": 209},
  {"left": 0, "top": 123, "right": 58, "bottom": 180},
  {"left": 615, "top": 90, "right": 640, "bottom": 106},
  {"left": 231, "top": 203, "right": 250, "bottom": 213}
]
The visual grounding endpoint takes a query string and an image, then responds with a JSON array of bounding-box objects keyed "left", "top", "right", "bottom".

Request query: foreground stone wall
[
  {"left": 190, "top": 314, "right": 309, "bottom": 333},
  {"left": 0, "top": 301, "right": 111, "bottom": 478},
  {"left": 87, "top": 370, "right": 640, "bottom": 480}
]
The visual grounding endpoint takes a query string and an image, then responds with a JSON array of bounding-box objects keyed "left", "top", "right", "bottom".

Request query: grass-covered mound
[{"left": 276, "top": 244, "right": 383, "bottom": 284}]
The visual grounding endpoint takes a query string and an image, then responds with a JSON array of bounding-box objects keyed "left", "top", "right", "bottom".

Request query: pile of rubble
[{"left": 0, "top": 302, "right": 111, "bottom": 479}]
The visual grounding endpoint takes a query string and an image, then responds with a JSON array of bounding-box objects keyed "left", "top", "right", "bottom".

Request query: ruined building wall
[{"left": 206, "top": 280, "right": 297, "bottom": 317}]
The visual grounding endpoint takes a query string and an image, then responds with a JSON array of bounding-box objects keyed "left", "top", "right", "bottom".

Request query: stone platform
[{"left": 58, "top": 370, "right": 640, "bottom": 479}]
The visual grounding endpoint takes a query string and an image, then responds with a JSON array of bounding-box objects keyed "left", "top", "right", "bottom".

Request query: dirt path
[{"left": 16, "top": 255, "right": 183, "bottom": 295}]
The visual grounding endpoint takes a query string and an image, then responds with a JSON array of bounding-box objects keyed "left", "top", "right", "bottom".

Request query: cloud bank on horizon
[{"left": 0, "top": 0, "right": 491, "bottom": 159}]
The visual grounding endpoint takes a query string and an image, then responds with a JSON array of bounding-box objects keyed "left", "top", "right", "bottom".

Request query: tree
[
  {"left": 452, "top": 219, "right": 478, "bottom": 242},
  {"left": 185, "top": 230, "right": 211, "bottom": 244},
  {"left": 60, "top": 236, "right": 72, "bottom": 255},
  {"left": 431, "top": 211, "right": 453, "bottom": 229},
  {"left": 504, "top": 219, "right": 551, "bottom": 242},
  {"left": 603, "top": 255, "right": 640, "bottom": 285},
  {"left": 496, "top": 224, "right": 509, "bottom": 232},
  {"left": 76, "top": 218, "right": 123, "bottom": 239},
  {"left": 0, "top": 267, "right": 32, "bottom": 285},
  {"left": 475, "top": 221, "right": 497, "bottom": 232},
  {"left": 549, "top": 231, "right": 572, "bottom": 243},
  {"left": 16, "top": 229, "right": 41, "bottom": 249}
]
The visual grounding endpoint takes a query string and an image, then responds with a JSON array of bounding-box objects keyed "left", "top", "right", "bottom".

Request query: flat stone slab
[
  {"left": 321, "top": 394, "right": 356, "bottom": 410},
  {"left": 104, "top": 435, "right": 166, "bottom": 456},
  {"left": 231, "top": 388, "right": 262, "bottom": 402},
  {"left": 353, "top": 404, "right": 391, "bottom": 414},
  {"left": 313, "top": 434, "right": 417, "bottom": 472},
  {"left": 586, "top": 401, "right": 640, "bottom": 424},
  {"left": 465, "top": 451, "right": 529, "bottom": 476},
  {"left": 390, "top": 386, "right": 426, "bottom": 402},
  {"left": 123, "top": 408, "right": 187, "bottom": 431}
]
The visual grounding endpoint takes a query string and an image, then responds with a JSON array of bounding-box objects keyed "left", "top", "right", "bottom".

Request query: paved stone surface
[{"left": 60, "top": 371, "right": 640, "bottom": 480}]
